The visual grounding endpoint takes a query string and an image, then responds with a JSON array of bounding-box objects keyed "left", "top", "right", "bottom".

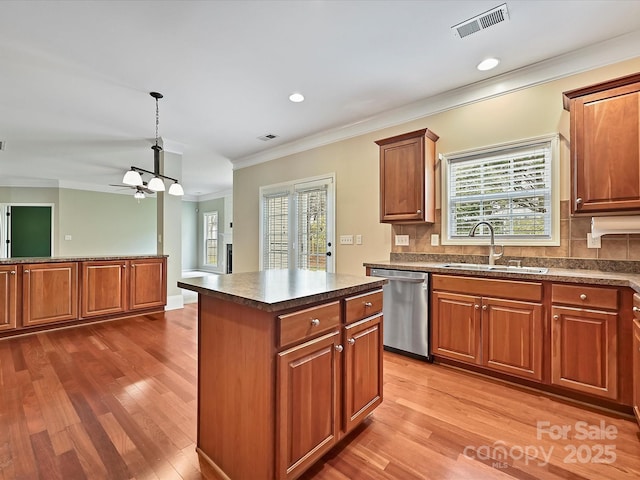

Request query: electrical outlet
[
  {"left": 587, "top": 232, "right": 601, "bottom": 249},
  {"left": 64, "top": 234, "right": 72, "bottom": 241},
  {"left": 431, "top": 234, "right": 439, "bottom": 246},
  {"left": 355, "top": 234, "right": 362, "bottom": 245},
  {"left": 339, "top": 235, "right": 354, "bottom": 245},
  {"left": 395, "top": 234, "right": 409, "bottom": 246}
]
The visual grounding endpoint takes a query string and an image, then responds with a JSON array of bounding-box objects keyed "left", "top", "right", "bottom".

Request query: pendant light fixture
[{"left": 122, "top": 91, "right": 184, "bottom": 196}]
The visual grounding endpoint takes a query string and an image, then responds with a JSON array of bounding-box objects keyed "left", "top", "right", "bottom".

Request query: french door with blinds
[{"left": 260, "top": 175, "right": 335, "bottom": 272}]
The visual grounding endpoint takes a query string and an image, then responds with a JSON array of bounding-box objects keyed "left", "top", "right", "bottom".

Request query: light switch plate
[
  {"left": 355, "top": 234, "right": 362, "bottom": 245},
  {"left": 339, "top": 235, "right": 354, "bottom": 245},
  {"left": 395, "top": 234, "right": 409, "bottom": 246},
  {"left": 431, "top": 234, "right": 439, "bottom": 246}
]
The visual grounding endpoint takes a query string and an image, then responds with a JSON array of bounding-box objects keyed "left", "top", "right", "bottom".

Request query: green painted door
[{"left": 10, "top": 206, "right": 52, "bottom": 257}]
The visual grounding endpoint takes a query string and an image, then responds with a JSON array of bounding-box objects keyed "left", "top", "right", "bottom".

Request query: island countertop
[{"left": 178, "top": 269, "right": 386, "bottom": 312}]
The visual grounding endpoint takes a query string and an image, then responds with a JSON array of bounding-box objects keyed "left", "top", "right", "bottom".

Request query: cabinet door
[
  {"left": 276, "top": 330, "right": 340, "bottom": 480},
  {"left": 343, "top": 314, "right": 383, "bottom": 433},
  {"left": 432, "top": 291, "right": 481, "bottom": 364},
  {"left": 23, "top": 263, "right": 78, "bottom": 326},
  {"left": 81, "top": 261, "right": 127, "bottom": 317},
  {"left": 482, "top": 298, "right": 543, "bottom": 381},
  {"left": 0, "top": 265, "right": 17, "bottom": 331},
  {"left": 129, "top": 258, "right": 166, "bottom": 310},
  {"left": 572, "top": 85, "right": 640, "bottom": 213},
  {"left": 633, "top": 319, "right": 640, "bottom": 426},
  {"left": 551, "top": 306, "right": 618, "bottom": 399}
]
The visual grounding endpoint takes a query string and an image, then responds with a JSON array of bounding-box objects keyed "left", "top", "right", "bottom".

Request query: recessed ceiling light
[
  {"left": 289, "top": 92, "right": 305, "bottom": 103},
  {"left": 477, "top": 58, "right": 500, "bottom": 71}
]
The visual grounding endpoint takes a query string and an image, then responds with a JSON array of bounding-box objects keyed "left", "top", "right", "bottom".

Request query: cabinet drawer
[
  {"left": 278, "top": 301, "right": 341, "bottom": 348},
  {"left": 552, "top": 284, "right": 618, "bottom": 310},
  {"left": 633, "top": 293, "right": 640, "bottom": 320},
  {"left": 345, "top": 290, "right": 383, "bottom": 324}
]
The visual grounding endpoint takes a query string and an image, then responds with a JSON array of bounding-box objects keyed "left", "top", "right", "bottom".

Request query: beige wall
[
  {"left": 234, "top": 57, "right": 640, "bottom": 274},
  {"left": 58, "top": 188, "right": 157, "bottom": 256}
]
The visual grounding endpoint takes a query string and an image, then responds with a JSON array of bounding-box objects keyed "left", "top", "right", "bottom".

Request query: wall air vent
[
  {"left": 452, "top": 3, "right": 510, "bottom": 39},
  {"left": 257, "top": 133, "right": 279, "bottom": 142}
]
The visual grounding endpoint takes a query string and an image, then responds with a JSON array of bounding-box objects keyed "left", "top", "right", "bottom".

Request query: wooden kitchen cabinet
[
  {"left": 0, "top": 265, "right": 18, "bottom": 331},
  {"left": 563, "top": 72, "right": 640, "bottom": 213},
  {"left": 22, "top": 262, "right": 78, "bottom": 327},
  {"left": 129, "top": 258, "right": 166, "bottom": 310},
  {"left": 432, "top": 291, "right": 481, "bottom": 364},
  {"left": 277, "top": 330, "right": 341, "bottom": 480},
  {"left": 81, "top": 260, "right": 127, "bottom": 317},
  {"left": 431, "top": 275, "right": 543, "bottom": 381},
  {"left": 343, "top": 309, "right": 383, "bottom": 433},
  {"left": 551, "top": 284, "right": 619, "bottom": 400},
  {"left": 376, "top": 128, "right": 439, "bottom": 223},
  {"left": 631, "top": 293, "right": 640, "bottom": 426}
]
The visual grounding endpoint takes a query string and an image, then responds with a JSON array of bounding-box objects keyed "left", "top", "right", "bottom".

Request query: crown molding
[{"left": 231, "top": 29, "right": 640, "bottom": 171}]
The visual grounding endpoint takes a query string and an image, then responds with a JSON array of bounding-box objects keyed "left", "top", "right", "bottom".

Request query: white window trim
[
  {"left": 259, "top": 173, "right": 336, "bottom": 272},
  {"left": 441, "top": 134, "right": 560, "bottom": 246},
  {"left": 202, "top": 210, "right": 220, "bottom": 270}
]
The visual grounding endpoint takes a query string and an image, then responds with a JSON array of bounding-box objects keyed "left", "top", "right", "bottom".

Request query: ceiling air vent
[
  {"left": 257, "top": 133, "right": 279, "bottom": 142},
  {"left": 452, "top": 3, "right": 510, "bottom": 39}
]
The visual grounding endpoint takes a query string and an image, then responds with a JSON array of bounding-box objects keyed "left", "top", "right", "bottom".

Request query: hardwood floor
[{"left": 1, "top": 305, "right": 639, "bottom": 479}]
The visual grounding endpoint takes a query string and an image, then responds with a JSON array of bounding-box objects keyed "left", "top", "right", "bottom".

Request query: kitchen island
[{"left": 178, "top": 270, "right": 386, "bottom": 480}]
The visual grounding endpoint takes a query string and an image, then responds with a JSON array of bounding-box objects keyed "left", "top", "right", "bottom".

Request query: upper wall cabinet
[
  {"left": 376, "top": 128, "right": 439, "bottom": 223},
  {"left": 563, "top": 73, "right": 640, "bottom": 214}
]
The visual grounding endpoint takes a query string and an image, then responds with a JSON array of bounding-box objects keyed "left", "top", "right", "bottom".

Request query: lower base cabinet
[
  {"left": 22, "top": 262, "right": 79, "bottom": 327},
  {"left": 632, "top": 293, "right": 640, "bottom": 425},
  {"left": 431, "top": 275, "right": 543, "bottom": 381},
  {"left": 551, "top": 284, "right": 619, "bottom": 400},
  {"left": 0, "top": 265, "right": 17, "bottom": 331}
]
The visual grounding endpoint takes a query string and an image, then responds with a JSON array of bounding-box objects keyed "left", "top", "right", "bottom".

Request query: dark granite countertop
[
  {"left": 364, "top": 257, "right": 640, "bottom": 293},
  {"left": 0, "top": 254, "right": 167, "bottom": 265},
  {"left": 178, "top": 270, "right": 387, "bottom": 312}
]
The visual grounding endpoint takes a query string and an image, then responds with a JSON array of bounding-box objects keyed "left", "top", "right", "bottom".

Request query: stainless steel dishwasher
[{"left": 370, "top": 268, "right": 430, "bottom": 360}]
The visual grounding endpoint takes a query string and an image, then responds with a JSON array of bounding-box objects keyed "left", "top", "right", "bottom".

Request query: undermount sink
[{"left": 438, "top": 263, "right": 548, "bottom": 274}]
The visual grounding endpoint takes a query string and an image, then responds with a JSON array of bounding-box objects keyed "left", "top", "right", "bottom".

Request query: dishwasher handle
[{"left": 385, "top": 276, "right": 426, "bottom": 283}]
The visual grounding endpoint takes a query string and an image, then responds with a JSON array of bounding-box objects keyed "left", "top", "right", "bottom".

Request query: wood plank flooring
[{"left": 1, "top": 305, "right": 639, "bottom": 479}]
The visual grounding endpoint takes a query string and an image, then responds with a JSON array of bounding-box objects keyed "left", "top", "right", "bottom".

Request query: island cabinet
[
  {"left": 22, "top": 262, "right": 78, "bottom": 327},
  {"left": 375, "top": 128, "right": 439, "bottom": 223},
  {"left": 633, "top": 293, "right": 640, "bottom": 426},
  {"left": 563, "top": 72, "right": 640, "bottom": 213},
  {"left": 0, "top": 265, "right": 18, "bottom": 331},
  {"left": 188, "top": 272, "right": 384, "bottom": 480},
  {"left": 81, "top": 260, "right": 128, "bottom": 317},
  {"left": 551, "top": 284, "right": 619, "bottom": 400},
  {"left": 432, "top": 275, "right": 543, "bottom": 381}
]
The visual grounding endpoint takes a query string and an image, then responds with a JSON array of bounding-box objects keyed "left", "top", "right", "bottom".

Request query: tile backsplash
[{"left": 391, "top": 201, "right": 640, "bottom": 261}]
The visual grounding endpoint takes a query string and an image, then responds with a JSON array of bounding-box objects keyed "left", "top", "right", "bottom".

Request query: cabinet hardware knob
[
  {"left": 10, "top": 270, "right": 16, "bottom": 275},
  {"left": 576, "top": 197, "right": 583, "bottom": 204},
  {"left": 348, "top": 338, "right": 355, "bottom": 345},
  {"left": 24, "top": 270, "right": 29, "bottom": 273},
  {"left": 553, "top": 315, "right": 559, "bottom": 320},
  {"left": 131, "top": 264, "right": 136, "bottom": 268},
  {"left": 310, "top": 318, "right": 320, "bottom": 327},
  {"left": 633, "top": 306, "right": 640, "bottom": 313},
  {"left": 475, "top": 304, "right": 480, "bottom": 310},
  {"left": 580, "top": 294, "right": 587, "bottom": 300},
  {"left": 364, "top": 302, "right": 372, "bottom": 307},
  {"left": 122, "top": 264, "right": 126, "bottom": 268},
  {"left": 335, "top": 344, "right": 344, "bottom": 352},
  {"left": 417, "top": 210, "right": 422, "bottom": 214},
  {"left": 482, "top": 305, "right": 488, "bottom": 311}
]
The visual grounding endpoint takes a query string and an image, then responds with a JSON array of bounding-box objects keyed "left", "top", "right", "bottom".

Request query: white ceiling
[{"left": 2, "top": 0, "right": 640, "bottom": 199}]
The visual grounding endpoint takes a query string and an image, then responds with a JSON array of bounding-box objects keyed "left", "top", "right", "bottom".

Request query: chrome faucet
[{"left": 469, "top": 221, "right": 503, "bottom": 266}]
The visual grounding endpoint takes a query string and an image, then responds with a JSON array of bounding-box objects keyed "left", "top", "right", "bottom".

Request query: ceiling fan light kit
[{"left": 120, "top": 91, "right": 184, "bottom": 197}]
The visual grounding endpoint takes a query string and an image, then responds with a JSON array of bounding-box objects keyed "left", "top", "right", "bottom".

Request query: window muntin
[{"left": 443, "top": 135, "right": 559, "bottom": 246}]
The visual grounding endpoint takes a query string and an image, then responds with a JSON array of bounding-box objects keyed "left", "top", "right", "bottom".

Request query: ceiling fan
[{"left": 109, "top": 182, "right": 155, "bottom": 199}]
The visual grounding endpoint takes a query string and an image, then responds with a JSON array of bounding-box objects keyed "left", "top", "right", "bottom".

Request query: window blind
[
  {"left": 262, "top": 191, "right": 289, "bottom": 269},
  {"left": 447, "top": 140, "right": 553, "bottom": 239},
  {"left": 296, "top": 185, "right": 328, "bottom": 271}
]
